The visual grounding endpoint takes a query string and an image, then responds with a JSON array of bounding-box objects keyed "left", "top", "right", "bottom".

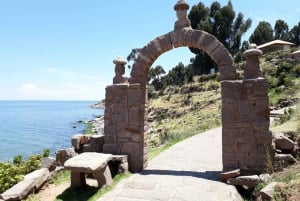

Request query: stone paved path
[{"left": 97, "top": 127, "right": 242, "bottom": 201}]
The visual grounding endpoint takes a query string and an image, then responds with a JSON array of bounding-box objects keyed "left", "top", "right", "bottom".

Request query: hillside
[
  {"left": 147, "top": 74, "right": 222, "bottom": 149},
  {"left": 146, "top": 49, "right": 300, "bottom": 150},
  {"left": 147, "top": 49, "right": 300, "bottom": 200}
]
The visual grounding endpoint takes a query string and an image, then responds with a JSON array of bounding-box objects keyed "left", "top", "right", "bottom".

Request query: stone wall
[
  {"left": 222, "top": 78, "right": 272, "bottom": 174},
  {"left": 103, "top": 83, "right": 146, "bottom": 172}
]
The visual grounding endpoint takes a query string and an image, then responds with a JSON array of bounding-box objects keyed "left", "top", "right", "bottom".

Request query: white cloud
[
  {"left": 15, "top": 69, "right": 110, "bottom": 100},
  {"left": 19, "top": 84, "right": 44, "bottom": 96}
]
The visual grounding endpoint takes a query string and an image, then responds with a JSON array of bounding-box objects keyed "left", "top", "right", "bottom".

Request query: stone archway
[{"left": 103, "top": 0, "right": 272, "bottom": 174}]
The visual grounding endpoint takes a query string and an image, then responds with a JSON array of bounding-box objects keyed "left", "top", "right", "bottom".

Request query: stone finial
[
  {"left": 113, "top": 56, "right": 127, "bottom": 65},
  {"left": 174, "top": 0, "right": 190, "bottom": 11},
  {"left": 243, "top": 44, "right": 263, "bottom": 79},
  {"left": 113, "top": 56, "right": 128, "bottom": 84},
  {"left": 174, "top": 0, "right": 191, "bottom": 30}
]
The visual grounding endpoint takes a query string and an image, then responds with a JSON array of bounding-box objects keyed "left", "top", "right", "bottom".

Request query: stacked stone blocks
[
  {"left": 103, "top": 84, "right": 144, "bottom": 172},
  {"left": 222, "top": 79, "right": 272, "bottom": 174}
]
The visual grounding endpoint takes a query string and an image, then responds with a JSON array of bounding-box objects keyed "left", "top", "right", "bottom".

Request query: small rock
[
  {"left": 227, "top": 175, "right": 260, "bottom": 189},
  {"left": 41, "top": 157, "right": 56, "bottom": 172},
  {"left": 56, "top": 148, "right": 77, "bottom": 166},
  {"left": 260, "top": 182, "right": 277, "bottom": 200},
  {"left": 259, "top": 173, "right": 272, "bottom": 184},
  {"left": 219, "top": 169, "right": 240, "bottom": 182},
  {"left": 275, "top": 153, "right": 297, "bottom": 164},
  {"left": 274, "top": 133, "right": 296, "bottom": 151}
]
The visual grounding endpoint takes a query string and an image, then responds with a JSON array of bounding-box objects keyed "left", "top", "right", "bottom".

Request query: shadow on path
[{"left": 139, "top": 169, "right": 221, "bottom": 181}]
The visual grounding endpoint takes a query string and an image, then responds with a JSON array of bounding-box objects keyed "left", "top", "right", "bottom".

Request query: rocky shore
[{"left": 86, "top": 115, "right": 104, "bottom": 135}]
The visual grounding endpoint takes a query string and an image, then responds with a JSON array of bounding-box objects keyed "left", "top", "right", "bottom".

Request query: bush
[
  {"left": 0, "top": 154, "right": 42, "bottom": 193},
  {"left": 43, "top": 149, "right": 50, "bottom": 158},
  {"left": 275, "top": 108, "right": 294, "bottom": 125},
  {"left": 292, "top": 64, "right": 300, "bottom": 76}
]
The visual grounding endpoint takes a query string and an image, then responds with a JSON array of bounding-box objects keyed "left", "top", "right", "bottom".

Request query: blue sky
[{"left": 0, "top": 0, "right": 299, "bottom": 100}]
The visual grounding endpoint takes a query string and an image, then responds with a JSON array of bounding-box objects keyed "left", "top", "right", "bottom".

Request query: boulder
[
  {"left": 260, "top": 182, "right": 278, "bottom": 200},
  {"left": 41, "top": 157, "right": 56, "bottom": 172},
  {"left": 275, "top": 153, "right": 297, "bottom": 164},
  {"left": 71, "top": 134, "right": 83, "bottom": 150},
  {"left": 24, "top": 168, "right": 50, "bottom": 190},
  {"left": 219, "top": 169, "right": 240, "bottom": 182},
  {"left": 48, "top": 166, "right": 64, "bottom": 181},
  {"left": 0, "top": 168, "right": 50, "bottom": 201},
  {"left": 80, "top": 135, "right": 90, "bottom": 144},
  {"left": 227, "top": 175, "right": 260, "bottom": 189},
  {"left": 0, "top": 179, "right": 35, "bottom": 201},
  {"left": 56, "top": 148, "right": 77, "bottom": 166},
  {"left": 274, "top": 133, "right": 295, "bottom": 151}
]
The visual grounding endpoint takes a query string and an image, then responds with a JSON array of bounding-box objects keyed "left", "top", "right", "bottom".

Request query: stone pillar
[
  {"left": 222, "top": 46, "right": 272, "bottom": 175},
  {"left": 243, "top": 44, "right": 263, "bottom": 79},
  {"left": 103, "top": 83, "right": 145, "bottom": 172}
]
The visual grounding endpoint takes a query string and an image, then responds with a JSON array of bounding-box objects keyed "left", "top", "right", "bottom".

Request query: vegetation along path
[{"left": 97, "top": 127, "right": 242, "bottom": 201}]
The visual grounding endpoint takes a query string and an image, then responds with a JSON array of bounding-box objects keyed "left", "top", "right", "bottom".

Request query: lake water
[{"left": 0, "top": 101, "right": 103, "bottom": 162}]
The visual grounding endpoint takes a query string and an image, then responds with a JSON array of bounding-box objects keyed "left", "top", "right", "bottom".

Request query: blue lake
[{"left": 0, "top": 101, "right": 103, "bottom": 162}]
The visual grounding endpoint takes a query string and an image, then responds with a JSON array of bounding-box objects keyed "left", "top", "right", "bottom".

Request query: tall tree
[
  {"left": 274, "top": 19, "right": 289, "bottom": 41},
  {"left": 164, "top": 62, "right": 186, "bottom": 86},
  {"left": 148, "top": 65, "right": 166, "bottom": 90},
  {"left": 289, "top": 22, "right": 300, "bottom": 46},
  {"left": 249, "top": 21, "right": 274, "bottom": 45},
  {"left": 188, "top": 1, "right": 252, "bottom": 74}
]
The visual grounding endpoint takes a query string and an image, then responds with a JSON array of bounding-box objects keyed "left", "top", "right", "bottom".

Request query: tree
[
  {"left": 289, "top": 22, "right": 300, "bottom": 46},
  {"left": 274, "top": 19, "right": 289, "bottom": 40},
  {"left": 126, "top": 48, "right": 141, "bottom": 69},
  {"left": 188, "top": 1, "right": 252, "bottom": 74},
  {"left": 148, "top": 65, "right": 166, "bottom": 90},
  {"left": 164, "top": 62, "right": 186, "bottom": 86},
  {"left": 249, "top": 21, "right": 273, "bottom": 45}
]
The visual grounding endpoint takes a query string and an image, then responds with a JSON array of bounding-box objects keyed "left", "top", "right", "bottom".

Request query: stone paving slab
[{"left": 97, "top": 128, "right": 242, "bottom": 201}]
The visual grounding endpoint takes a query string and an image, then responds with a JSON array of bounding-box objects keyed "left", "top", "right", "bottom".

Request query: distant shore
[{"left": 90, "top": 100, "right": 105, "bottom": 109}]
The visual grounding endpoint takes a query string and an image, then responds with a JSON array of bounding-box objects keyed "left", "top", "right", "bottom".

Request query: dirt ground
[
  {"left": 35, "top": 179, "right": 98, "bottom": 201},
  {"left": 36, "top": 182, "right": 70, "bottom": 201}
]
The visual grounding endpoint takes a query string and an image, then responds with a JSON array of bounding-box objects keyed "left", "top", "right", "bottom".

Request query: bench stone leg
[
  {"left": 70, "top": 171, "right": 86, "bottom": 188},
  {"left": 93, "top": 165, "right": 112, "bottom": 188}
]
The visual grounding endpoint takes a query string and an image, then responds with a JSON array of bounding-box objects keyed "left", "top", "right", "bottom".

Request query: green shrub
[
  {"left": 13, "top": 155, "right": 22, "bottom": 166},
  {"left": 43, "top": 149, "right": 50, "bottom": 158},
  {"left": 292, "top": 64, "right": 300, "bottom": 76},
  {"left": 0, "top": 154, "right": 42, "bottom": 193}
]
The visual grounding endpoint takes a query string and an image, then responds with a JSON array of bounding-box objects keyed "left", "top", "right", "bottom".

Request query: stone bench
[{"left": 64, "top": 152, "right": 113, "bottom": 188}]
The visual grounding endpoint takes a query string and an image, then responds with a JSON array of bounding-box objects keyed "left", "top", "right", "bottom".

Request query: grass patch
[
  {"left": 49, "top": 170, "right": 70, "bottom": 185},
  {"left": 272, "top": 164, "right": 300, "bottom": 201},
  {"left": 55, "top": 172, "right": 131, "bottom": 201},
  {"left": 85, "top": 122, "right": 94, "bottom": 135},
  {"left": 271, "top": 103, "right": 300, "bottom": 135}
]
